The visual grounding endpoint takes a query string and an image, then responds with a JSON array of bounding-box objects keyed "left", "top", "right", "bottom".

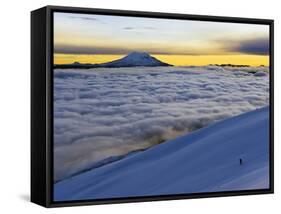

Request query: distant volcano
[
  {"left": 99, "top": 52, "right": 172, "bottom": 67},
  {"left": 54, "top": 52, "right": 172, "bottom": 69}
]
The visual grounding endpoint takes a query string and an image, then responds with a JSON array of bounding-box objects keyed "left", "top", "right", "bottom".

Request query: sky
[{"left": 54, "top": 12, "right": 270, "bottom": 66}]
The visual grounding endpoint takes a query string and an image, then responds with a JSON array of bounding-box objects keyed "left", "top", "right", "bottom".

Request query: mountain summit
[
  {"left": 54, "top": 51, "right": 172, "bottom": 69},
  {"left": 99, "top": 51, "right": 172, "bottom": 67}
]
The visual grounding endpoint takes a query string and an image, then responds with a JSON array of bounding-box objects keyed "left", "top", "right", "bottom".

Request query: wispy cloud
[
  {"left": 54, "top": 45, "right": 132, "bottom": 55},
  {"left": 54, "top": 36, "right": 269, "bottom": 56},
  {"left": 68, "top": 15, "right": 101, "bottom": 22},
  {"left": 123, "top": 27, "right": 134, "bottom": 30},
  {"left": 123, "top": 26, "right": 156, "bottom": 30},
  {"left": 54, "top": 44, "right": 174, "bottom": 55},
  {"left": 219, "top": 37, "right": 269, "bottom": 55},
  {"left": 232, "top": 38, "right": 269, "bottom": 55}
]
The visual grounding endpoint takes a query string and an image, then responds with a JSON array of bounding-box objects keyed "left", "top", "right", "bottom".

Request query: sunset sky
[{"left": 54, "top": 12, "right": 270, "bottom": 66}]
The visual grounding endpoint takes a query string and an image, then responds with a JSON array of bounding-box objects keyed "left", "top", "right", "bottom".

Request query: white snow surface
[
  {"left": 54, "top": 66, "right": 269, "bottom": 181},
  {"left": 54, "top": 106, "right": 270, "bottom": 201}
]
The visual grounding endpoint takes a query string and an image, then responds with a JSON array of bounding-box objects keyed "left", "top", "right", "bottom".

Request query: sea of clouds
[{"left": 54, "top": 66, "right": 269, "bottom": 181}]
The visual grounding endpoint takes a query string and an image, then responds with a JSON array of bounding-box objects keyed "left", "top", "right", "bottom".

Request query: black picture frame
[{"left": 31, "top": 5, "right": 274, "bottom": 208}]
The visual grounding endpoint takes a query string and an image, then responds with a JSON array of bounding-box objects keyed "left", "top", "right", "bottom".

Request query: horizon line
[{"left": 54, "top": 52, "right": 269, "bottom": 67}]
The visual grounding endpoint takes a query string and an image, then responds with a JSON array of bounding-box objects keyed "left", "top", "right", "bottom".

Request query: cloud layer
[
  {"left": 54, "top": 66, "right": 269, "bottom": 181},
  {"left": 226, "top": 37, "right": 269, "bottom": 55}
]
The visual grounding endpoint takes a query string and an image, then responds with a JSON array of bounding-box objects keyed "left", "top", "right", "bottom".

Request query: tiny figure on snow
[{"left": 239, "top": 158, "right": 243, "bottom": 165}]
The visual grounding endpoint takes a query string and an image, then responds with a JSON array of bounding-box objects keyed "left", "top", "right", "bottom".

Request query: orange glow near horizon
[
  {"left": 54, "top": 54, "right": 124, "bottom": 65},
  {"left": 54, "top": 13, "right": 270, "bottom": 67},
  {"left": 54, "top": 53, "right": 269, "bottom": 66}
]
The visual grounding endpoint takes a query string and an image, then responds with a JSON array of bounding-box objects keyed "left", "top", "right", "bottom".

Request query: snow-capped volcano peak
[
  {"left": 125, "top": 51, "right": 151, "bottom": 59},
  {"left": 121, "top": 51, "right": 159, "bottom": 64},
  {"left": 100, "top": 51, "right": 171, "bottom": 67},
  {"left": 54, "top": 51, "right": 172, "bottom": 69}
]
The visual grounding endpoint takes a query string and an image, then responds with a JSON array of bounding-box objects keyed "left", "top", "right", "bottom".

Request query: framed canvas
[{"left": 31, "top": 5, "right": 274, "bottom": 207}]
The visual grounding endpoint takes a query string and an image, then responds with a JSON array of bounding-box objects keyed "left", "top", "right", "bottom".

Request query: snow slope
[
  {"left": 54, "top": 106, "right": 270, "bottom": 201},
  {"left": 99, "top": 51, "right": 171, "bottom": 67}
]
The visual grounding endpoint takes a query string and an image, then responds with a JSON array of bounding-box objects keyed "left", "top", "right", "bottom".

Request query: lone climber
[{"left": 239, "top": 158, "right": 243, "bottom": 165}]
